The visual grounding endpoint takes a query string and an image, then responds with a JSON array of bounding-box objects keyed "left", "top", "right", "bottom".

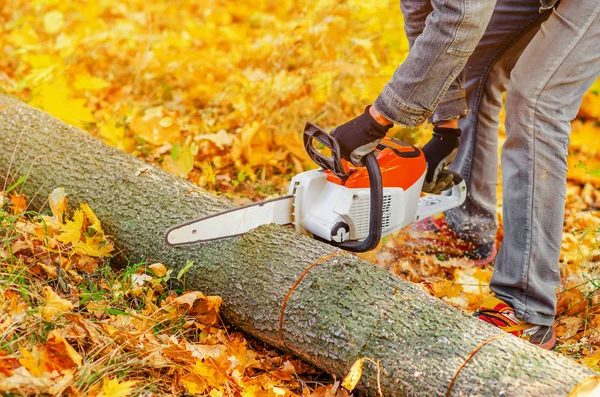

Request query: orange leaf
[
  {"left": 10, "top": 193, "right": 27, "bottom": 215},
  {"left": 0, "top": 351, "right": 20, "bottom": 377},
  {"left": 173, "top": 292, "right": 222, "bottom": 325},
  {"left": 42, "top": 330, "right": 82, "bottom": 372}
]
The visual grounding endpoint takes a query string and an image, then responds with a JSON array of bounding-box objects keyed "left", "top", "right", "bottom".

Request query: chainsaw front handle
[
  {"left": 415, "top": 171, "right": 467, "bottom": 221},
  {"left": 336, "top": 152, "right": 383, "bottom": 252}
]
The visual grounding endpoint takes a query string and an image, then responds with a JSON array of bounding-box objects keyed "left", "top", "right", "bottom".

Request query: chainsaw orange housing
[{"left": 325, "top": 137, "right": 427, "bottom": 190}]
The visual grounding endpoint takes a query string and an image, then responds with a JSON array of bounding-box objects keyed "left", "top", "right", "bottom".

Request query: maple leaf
[
  {"left": 57, "top": 209, "right": 84, "bottom": 244},
  {"left": 42, "top": 330, "right": 83, "bottom": 372},
  {"left": 18, "top": 347, "right": 43, "bottom": 377},
  {"left": 173, "top": 292, "right": 223, "bottom": 326},
  {"left": 73, "top": 73, "right": 110, "bottom": 91},
  {"left": 10, "top": 193, "right": 27, "bottom": 215},
  {"left": 41, "top": 286, "right": 74, "bottom": 321},
  {"left": 94, "top": 377, "right": 137, "bottom": 397}
]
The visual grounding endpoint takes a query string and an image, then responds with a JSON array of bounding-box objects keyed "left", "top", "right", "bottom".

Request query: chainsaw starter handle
[{"left": 336, "top": 151, "right": 383, "bottom": 252}]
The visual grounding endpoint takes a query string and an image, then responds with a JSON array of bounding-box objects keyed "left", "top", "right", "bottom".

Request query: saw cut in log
[{"left": 0, "top": 93, "right": 597, "bottom": 396}]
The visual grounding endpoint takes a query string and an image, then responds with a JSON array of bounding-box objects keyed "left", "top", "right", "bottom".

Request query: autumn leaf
[
  {"left": 48, "top": 187, "right": 67, "bottom": 223},
  {"left": 57, "top": 209, "right": 84, "bottom": 244},
  {"left": 43, "top": 11, "right": 64, "bottom": 35},
  {"left": 41, "top": 286, "right": 73, "bottom": 321},
  {"left": 173, "top": 292, "right": 223, "bottom": 326},
  {"left": 341, "top": 358, "right": 364, "bottom": 391},
  {"left": 94, "top": 377, "right": 137, "bottom": 397},
  {"left": 18, "top": 347, "right": 43, "bottom": 377},
  {"left": 73, "top": 73, "right": 110, "bottom": 91},
  {"left": 10, "top": 193, "right": 27, "bottom": 215},
  {"left": 42, "top": 330, "right": 83, "bottom": 372},
  {"left": 0, "top": 352, "right": 20, "bottom": 377},
  {"left": 148, "top": 263, "right": 167, "bottom": 277}
]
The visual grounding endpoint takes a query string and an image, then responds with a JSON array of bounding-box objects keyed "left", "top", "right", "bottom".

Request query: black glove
[
  {"left": 421, "top": 126, "right": 461, "bottom": 193},
  {"left": 331, "top": 106, "right": 393, "bottom": 166}
]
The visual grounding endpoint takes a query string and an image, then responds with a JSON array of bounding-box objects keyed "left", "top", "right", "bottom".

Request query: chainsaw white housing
[{"left": 288, "top": 169, "right": 466, "bottom": 243}]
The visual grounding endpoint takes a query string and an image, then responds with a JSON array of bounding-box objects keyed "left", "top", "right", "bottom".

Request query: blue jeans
[{"left": 394, "top": 0, "right": 600, "bottom": 326}]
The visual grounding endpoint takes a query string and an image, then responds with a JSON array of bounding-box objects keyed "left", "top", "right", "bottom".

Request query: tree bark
[{"left": 0, "top": 93, "right": 596, "bottom": 396}]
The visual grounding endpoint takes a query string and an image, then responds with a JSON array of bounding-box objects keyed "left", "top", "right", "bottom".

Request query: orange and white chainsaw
[{"left": 165, "top": 122, "right": 466, "bottom": 252}]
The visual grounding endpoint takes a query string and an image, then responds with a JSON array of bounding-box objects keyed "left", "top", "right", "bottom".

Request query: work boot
[{"left": 474, "top": 295, "right": 557, "bottom": 350}]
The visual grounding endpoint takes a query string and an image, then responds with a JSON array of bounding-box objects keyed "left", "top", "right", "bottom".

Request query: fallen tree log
[{"left": 0, "top": 93, "right": 597, "bottom": 396}]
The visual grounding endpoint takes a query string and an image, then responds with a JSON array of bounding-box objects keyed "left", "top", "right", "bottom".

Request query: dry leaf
[
  {"left": 42, "top": 330, "right": 83, "bottom": 372},
  {"left": 341, "top": 357, "right": 364, "bottom": 391},
  {"left": 41, "top": 286, "right": 74, "bottom": 321}
]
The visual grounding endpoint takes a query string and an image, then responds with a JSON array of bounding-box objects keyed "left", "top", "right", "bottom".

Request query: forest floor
[{"left": 2, "top": 0, "right": 600, "bottom": 395}]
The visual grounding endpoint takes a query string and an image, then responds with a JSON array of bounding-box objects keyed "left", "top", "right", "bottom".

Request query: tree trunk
[{"left": 0, "top": 93, "right": 596, "bottom": 396}]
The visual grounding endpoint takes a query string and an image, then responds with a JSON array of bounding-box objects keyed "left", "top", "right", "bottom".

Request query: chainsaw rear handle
[{"left": 303, "top": 122, "right": 383, "bottom": 252}]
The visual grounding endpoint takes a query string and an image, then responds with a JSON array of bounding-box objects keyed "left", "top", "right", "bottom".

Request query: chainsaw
[{"left": 165, "top": 122, "right": 466, "bottom": 252}]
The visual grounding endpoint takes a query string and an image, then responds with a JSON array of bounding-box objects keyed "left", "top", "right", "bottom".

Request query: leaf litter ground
[{"left": 2, "top": 0, "right": 600, "bottom": 395}]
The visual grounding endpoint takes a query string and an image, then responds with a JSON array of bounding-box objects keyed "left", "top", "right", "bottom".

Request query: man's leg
[
  {"left": 443, "top": 1, "right": 551, "bottom": 255},
  {"left": 373, "top": 0, "right": 497, "bottom": 126},
  {"left": 399, "top": 0, "right": 469, "bottom": 126},
  {"left": 493, "top": 0, "right": 600, "bottom": 325}
]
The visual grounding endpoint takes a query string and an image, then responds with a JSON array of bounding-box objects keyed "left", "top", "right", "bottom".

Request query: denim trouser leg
[
  {"left": 443, "top": 1, "right": 550, "bottom": 247},
  {"left": 399, "top": 0, "right": 469, "bottom": 125},
  {"left": 493, "top": 0, "right": 600, "bottom": 326},
  {"left": 373, "top": 0, "right": 497, "bottom": 126}
]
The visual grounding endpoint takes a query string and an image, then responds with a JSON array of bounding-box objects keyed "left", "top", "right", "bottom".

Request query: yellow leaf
[
  {"left": 73, "top": 73, "right": 110, "bottom": 91},
  {"left": 41, "top": 286, "right": 73, "bottom": 321},
  {"left": 130, "top": 108, "right": 180, "bottom": 146},
  {"left": 181, "top": 373, "right": 207, "bottom": 395},
  {"left": 43, "top": 11, "right": 64, "bottom": 34},
  {"left": 341, "top": 358, "right": 364, "bottom": 391},
  {"left": 310, "top": 72, "right": 334, "bottom": 105},
  {"left": 176, "top": 145, "right": 196, "bottom": 177},
  {"left": 80, "top": 203, "right": 102, "bottom": 235},
  {"left": 201, "top": 163, "right": 216, "bottom": 186},
  {"left": 18, "top": 347, "right": 43, "bottom": 377},
  {"left": 30, "top": 77, "right": 95, "bottom": 128},
  {"left": 173, "top": 292, "right": 222, "bottom": 325},
  {"left": 57, "top": 209, "right": 83, "bottom": 244},
  {"left": 10, "top": 193, "right": 27, "bottom": 215},
  {"left": 72, "top": 236, "right": 114, "bottom": 257},
  {"left": 149, "top": 263, "right": 167, "bottom": 277},
  {"left": 582, "top": 351, "right": 600, "bottom": 369},
  {"left": 97, "top": 377, "right": 137, "bottom": 397},
  {"left": 568, "top": 376, "right": 600, "bottom": 397},
  {"left": 8, "top": 23, "right": 38, "bottom": 47},
  {"left": 99, "top": 122, "right": 134, "bottom": 151},
  {"left": 49, "top": 187, "right": 67, "bottom": 223},
  {"left": 431, "top": 280, "right": 462, "bottom": 299}
]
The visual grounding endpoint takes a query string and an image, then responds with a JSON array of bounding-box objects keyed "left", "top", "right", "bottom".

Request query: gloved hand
[
  {"left": 421, "top": 126, "right": 461, "bottom": 193},
  {"left": 331, "top": 106, "right": 393, "bottom": 166}
]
